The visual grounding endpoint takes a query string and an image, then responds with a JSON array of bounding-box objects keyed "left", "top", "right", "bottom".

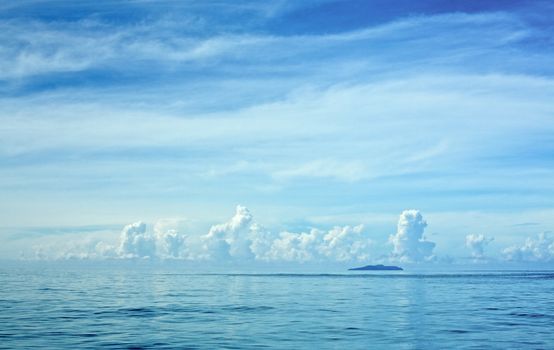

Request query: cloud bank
[
  {"left": 37, "top": 206, "right": 375, "bottom": 263},
  {"left": 25, "top": 208, "right": 554, "bottom": 265},
  {"left": 503, "top": 233, "right": 554, "bottom": 262}
]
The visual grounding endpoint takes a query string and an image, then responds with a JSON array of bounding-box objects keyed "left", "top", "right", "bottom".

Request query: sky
[{"left": 1, "top": 0, "right": 553, "bottom": 266}]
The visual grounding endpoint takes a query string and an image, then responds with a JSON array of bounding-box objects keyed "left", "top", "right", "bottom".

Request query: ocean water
[{"left": 1, "top": 267, "right": 553, "bottom": 349}]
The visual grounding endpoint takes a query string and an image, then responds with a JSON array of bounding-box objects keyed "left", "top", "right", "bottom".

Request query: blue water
[{"left": 1, "top": 267, "right": 554, "bottom": 349}]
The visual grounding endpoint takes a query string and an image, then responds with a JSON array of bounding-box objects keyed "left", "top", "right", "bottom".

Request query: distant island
[{"left": 348, "top": 264, "right": 403, "bottom": 271}]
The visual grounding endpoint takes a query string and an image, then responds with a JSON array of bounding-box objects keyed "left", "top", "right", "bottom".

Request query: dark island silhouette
[{"left": 348, "top": 264, "right": 403, "bottom": 271}]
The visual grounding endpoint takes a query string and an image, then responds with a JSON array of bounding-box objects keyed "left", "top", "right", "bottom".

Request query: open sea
[{"left": 1, "top": 266, "right": 553, "bottom": 349}]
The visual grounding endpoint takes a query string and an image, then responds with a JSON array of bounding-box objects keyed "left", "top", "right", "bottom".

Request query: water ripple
[{"left": 1, "top": 269, "right": 553, "bottom": 349}]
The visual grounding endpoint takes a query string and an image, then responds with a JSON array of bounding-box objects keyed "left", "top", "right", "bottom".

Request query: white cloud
[
  {"left": 202, "top": 205, "right": 257, "bottom": 260},
  {"left": 201, "top": 205, "right": 372, "bottom": 262},
  {"left": 262, "top": 230, "right": 320, "bottom": 262},
  {"left": 155, "top": 229, "right": 186, "bottom": 259},
  {"left": 465, "top": 234, "right": 493, "bottom": 258},
  {"left": 29, "top": 205, "right": 375, "bottom": 263},
  {"left": 0, "top": 12, "right": 531, "bottom": 79},
  {"left": 262, "top": 225, "right": 371, "bottom": 262},
  {"left": 116, "top": 219, "right": 195, "bottom": 259},
  {"left": 23, "top": 207, "right": 554, "bottom": 266},
  {"left": 320, "top": 225, "right": 370, "bottom": 261},
  {"left": 503, "top": 233, "right": 554, "bottom": 262},
  {"left": 117, "top": 221, "right": 156, "bottom": 258},
  {"left": 389, "top": 210, "right": 436, "bottom": 262}
]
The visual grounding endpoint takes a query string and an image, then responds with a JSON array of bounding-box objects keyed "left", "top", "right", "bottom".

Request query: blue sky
[{"left": 1, "top": 1, "right": 553, "bottom": 264}]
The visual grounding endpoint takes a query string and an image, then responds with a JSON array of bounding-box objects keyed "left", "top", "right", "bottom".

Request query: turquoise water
[{"left": 1, "top": 267, "right": 553, "bottom": 349}]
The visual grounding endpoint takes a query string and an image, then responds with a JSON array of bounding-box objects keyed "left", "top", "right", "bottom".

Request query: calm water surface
[{"left": 1, "top": 267, "right": 553, "bottom": 349}]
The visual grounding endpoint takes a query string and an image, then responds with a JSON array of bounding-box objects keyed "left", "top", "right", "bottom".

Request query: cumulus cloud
[
  {"left": 320, "top": 225, "right": 371, "bottom": 261},
  {"left": 201, "top": 206, "right": 372, "bottom": 262},
  {"left": 117, "top": 222, "right": 156, "bottom": 258},
  {"left": 263, "top": 230, "right": 320, "bottom": 262},
  {"left": 389, "top": 210, "right": 436, "bottom": 262},
  {"left": 31, "top": 205, "right": 376, "bottom": 263},
  {"left": 116, "top": 220, "right": 193, "bottom": 259},
  {"left": 503, "top": 233, "right": 554, "bottom": 262},
  {"left": 155, "top": 228, "right": 187, "bottom": 259},
  {"left": 465, "top": 234, "right": 494, "bottom": 258},
  {"left": 202, "top": 205, "right": 257, "bottom": 260},
  {"left": 261, "top": 225, "right": 371, "bottom": 262}
]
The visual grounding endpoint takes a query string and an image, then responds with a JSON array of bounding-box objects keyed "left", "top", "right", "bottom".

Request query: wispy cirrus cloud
[{"left": 0, "top": 11, "right": 541, "bottom": 82}]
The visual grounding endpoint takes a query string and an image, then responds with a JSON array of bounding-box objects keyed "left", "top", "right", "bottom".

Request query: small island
[{"left": 348, "top": 264, "right": 403, "bottom": 271}]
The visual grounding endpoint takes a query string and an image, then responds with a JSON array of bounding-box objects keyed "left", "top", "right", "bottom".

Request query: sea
[{"left": 1, "top": 265, "right": 553, "bottom": 349}]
